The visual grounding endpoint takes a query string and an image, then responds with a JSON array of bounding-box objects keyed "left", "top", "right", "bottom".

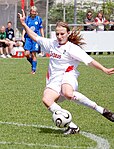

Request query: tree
[
  {"left": 102, "top": 1, "right": 114, "bottom": 20},
  {"left": 48, "top": 2, "right": 85, "bottom": 24}
]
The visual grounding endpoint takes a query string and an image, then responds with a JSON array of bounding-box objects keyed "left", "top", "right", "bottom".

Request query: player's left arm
[
  {"left": 88, "top": 59, "right": 114, "bottom": 75},
  {"left": 38, "top": 17, "right": 44, "bottom": 37},
  {"left": 40, "top": 28, "right": 44, "bottom": 37}
]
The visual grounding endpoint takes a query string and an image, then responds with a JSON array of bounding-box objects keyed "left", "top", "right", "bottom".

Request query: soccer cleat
[
  {"left": 102, "top": 109, "right": 114, "bottom": 122},
  {"left": 31, "top": 71, "right": 36, "bottom": 75},
  {"left": 64, "top": 126, "right": 80, "bottom": 135}
]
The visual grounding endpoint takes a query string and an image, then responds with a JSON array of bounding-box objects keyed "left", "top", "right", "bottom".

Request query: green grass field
[{"left": 0, "top": 55, "right": 114, "bottom": 149}]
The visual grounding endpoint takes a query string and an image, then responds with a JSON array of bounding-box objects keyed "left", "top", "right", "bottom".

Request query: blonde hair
[{"left": 30, "top": 6, "right": 37, "bottom": 12}]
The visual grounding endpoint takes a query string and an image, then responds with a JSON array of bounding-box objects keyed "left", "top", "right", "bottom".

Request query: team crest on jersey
[
  {"left": 63, "top": 50, "right": 66, "bottom": 54},
  {"left": 35, "top": 21, "right": 38, "bottom": 25}
]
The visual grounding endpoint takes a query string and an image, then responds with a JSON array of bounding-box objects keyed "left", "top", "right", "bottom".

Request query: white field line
[
  {"left": 81, "top": 131, "right": 110, "bottom": 149},
  {"left": 0, "top": 141, "right": 86, "bottom": 149},
  {"left": 0, "top": 121, "right": 110, "bottom": 149}
]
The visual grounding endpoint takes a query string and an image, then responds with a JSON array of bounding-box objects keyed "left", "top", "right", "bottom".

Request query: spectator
[
  {"left": 84, "top": 10, "right": 95, "bottom": 31},
  {"left": 0, "top": 26, "right": 10, "bottom": 58},
  {"left": 95, "top": 11, "right": 109, "bottom": 31},
  {"left": 109, "top": 20, "right": 114, "bottom": 31},
  {"left": 83, "top": 10, "right": 96, "bottom": 55},
  {"left": 108, "top": 20, "right": 114, "bottom": 55},
  {"left": 22, "top": 6, "right": 44, "bottom": 74},
  {"left": 94, "top": 11, "right": 109, "bottom": 55},
  {"left": 6, "top": 21, "right": 16, "bottom": 57}
]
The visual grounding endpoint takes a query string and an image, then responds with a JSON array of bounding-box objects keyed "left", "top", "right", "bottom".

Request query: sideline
[{"left": 0, "top": 121, "right": 110, "bottom": 149}]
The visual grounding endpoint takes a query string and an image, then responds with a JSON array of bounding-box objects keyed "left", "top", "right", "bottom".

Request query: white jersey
[{"left": 36, "top": 36, "right": 93, "bottom": 93}]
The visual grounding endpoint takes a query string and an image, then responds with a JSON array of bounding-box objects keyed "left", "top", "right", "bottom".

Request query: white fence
[{"left": 50, "top": 31, "right": 114, "bottom": 52}]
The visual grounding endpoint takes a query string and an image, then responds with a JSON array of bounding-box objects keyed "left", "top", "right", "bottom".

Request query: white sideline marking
[
  {"left": 81, "top": 132, "right": 110, "bottom": 149},
  {"left": 0, "top": 121, "right": 110, "bottom": 149}
]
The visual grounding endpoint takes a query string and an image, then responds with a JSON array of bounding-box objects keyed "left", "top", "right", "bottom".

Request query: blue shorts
[{"left": 24, "top": 38, "right": 40, "bottom": 52}]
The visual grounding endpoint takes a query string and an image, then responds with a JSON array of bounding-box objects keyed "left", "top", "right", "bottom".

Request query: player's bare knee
[
  {"left": 25, "top": 53, "right": 29, "bottom": 58},
  {"left": 42, "top": 97, "right": 47, "bottom": 104},
  {"left": 42, "top": 97, "right": 54, "bottom": 108},
  {"left": 63, "top": 92, "right": 73, "bottom": 100}
]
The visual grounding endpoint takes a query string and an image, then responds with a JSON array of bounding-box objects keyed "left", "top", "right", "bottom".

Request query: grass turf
[{"left": 0, "top": 55, "right": 114, "bottom": 149}]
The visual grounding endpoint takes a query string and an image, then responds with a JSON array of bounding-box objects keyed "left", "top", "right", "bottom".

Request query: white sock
[
  {"left": 48, "top": 102, "right": 62, "bottom": 113},
  {"left": 72, "top": 91, "right": 104, "bottom": 114},
  {"left": 95, "top": 105, "right": 104, "bottom": 114}
]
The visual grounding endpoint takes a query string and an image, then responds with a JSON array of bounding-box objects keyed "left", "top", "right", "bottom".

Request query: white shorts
[{"left": 46, "top": 71, "right": 79, "bottom": 94}]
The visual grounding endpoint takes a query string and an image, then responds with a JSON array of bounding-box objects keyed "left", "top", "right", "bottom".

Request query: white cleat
[{"left": 64, "top": 126, "right": 80, "bottom": 135}]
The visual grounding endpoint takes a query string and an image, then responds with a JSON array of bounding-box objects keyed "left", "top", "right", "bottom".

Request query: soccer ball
[{"left": 52, "top": 109, "right": 72, "bottom": 128}]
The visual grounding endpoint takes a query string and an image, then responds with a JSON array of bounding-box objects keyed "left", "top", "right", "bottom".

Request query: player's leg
[
  {"left": 42, "top": 88, "right": 79, "bottom": 135},
  {"left": 72, "top": 91, "right": 114, "bottom": 122},
  {"left": 24, "top": 38, "right": 32, "bottom": 64},
  {"left": 30, "top": 42, "right": 39, "bottom": 74},
  {"left": 31, "top": 51, "right": 37, "bottom": 74},
  {"left": 26, "top": 51, "right": 32, "bottom": 64},
  {"left": 62, "top": 72, "right": 114, "bottom": 122},
  {"left": 62, "top": 83, "right": 114, "bottom": 122}
]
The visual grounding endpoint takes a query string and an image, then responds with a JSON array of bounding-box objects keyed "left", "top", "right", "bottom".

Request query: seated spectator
[
  {"left": 6, "top": 21, "right": 16, "bottom": 57},
  {"left": 83, "top": 10, "right": 96, "bottom": 55},
  {"left": 94, "top": 11, "right": 109, "bottom": 55},
  {"left": 0, "top": 25, "right": 10, "bottom": 58}
]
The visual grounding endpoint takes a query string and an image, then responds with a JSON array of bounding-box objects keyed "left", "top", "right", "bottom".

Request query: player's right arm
[{"left": 18, "top": 9, "right": 38, "bottom": 42}]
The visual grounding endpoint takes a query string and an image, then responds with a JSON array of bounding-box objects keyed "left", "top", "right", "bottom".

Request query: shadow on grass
[{"left": 38, "top": 127, "right": 63, "bottom": 135}]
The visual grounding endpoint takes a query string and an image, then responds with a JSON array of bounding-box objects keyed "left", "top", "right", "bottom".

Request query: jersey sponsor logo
[{"left": 50, "top": 51, "right": 61, "bottom": 59}]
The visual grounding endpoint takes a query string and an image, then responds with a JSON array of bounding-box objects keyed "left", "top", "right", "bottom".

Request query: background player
[{"left": 22, "top": 6, "right": 44, "bottom": 74}]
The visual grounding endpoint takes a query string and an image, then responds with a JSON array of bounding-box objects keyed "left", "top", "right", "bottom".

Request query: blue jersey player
[{"left": 22, "top": 6, "right": 44, "bottom": 74}]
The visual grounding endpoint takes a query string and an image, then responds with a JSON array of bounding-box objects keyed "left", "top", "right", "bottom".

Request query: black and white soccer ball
[{"left": 52, "top": 109, "right": 72, "bottom": 128}]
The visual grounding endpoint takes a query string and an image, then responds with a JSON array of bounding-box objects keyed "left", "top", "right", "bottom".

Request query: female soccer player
[
  {"left": 19, "top": 10, "right": 114, "bottom": 135},
  {"left": 22, "top": 6, "right": 44, "bottom": 74}
]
